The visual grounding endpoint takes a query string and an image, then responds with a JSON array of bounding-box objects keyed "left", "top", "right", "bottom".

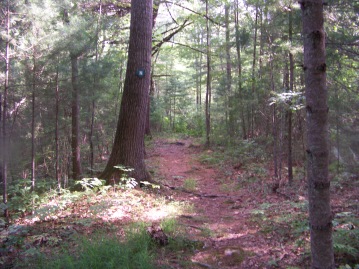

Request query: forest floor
[
  {"left": 1, "top": 136, "right": 358, "bottom": 268},
  {"left": 146, "top": 137, "right": 310, "bottom": 268},
  {"left": 145, "top": 136, "right": 358, "bottom": 268}
]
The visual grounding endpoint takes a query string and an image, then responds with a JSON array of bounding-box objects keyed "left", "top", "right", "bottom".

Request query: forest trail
[
  {"left": 2, "top": 138, "right": 356, "bottom": 268},
  {"left": 147, "top": 138, "right": 297, "bottom": 268}
]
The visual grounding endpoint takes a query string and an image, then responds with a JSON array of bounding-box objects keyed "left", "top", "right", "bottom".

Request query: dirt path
[{"left": 148, "top": 138, "right": 294, "bottom": 269}]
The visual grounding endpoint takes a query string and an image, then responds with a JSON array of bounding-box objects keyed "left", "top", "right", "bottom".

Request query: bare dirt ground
[{"left": 147, "top": 138, "right": 304, "bottom": 269}]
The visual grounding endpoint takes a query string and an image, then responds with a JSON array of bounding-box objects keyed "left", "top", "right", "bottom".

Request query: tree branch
[
  {"left": 152, "top": 20, "right": 193, "bottom": 56},
  {"left": 162, "top": 0, "right": 220, "bottom": 26}
]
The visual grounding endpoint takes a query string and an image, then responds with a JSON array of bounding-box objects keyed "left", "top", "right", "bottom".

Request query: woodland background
[
  {"left": 0, "top": 0, "right": 358, "bottom": 187},
  {"left": 1, "top": 0, "right": 358, "bottom": 188}
]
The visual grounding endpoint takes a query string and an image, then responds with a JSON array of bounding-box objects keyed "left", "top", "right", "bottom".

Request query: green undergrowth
[
  {"left": 0, "top": 173, "right": 199, "bottom": 268},
  {"left": 20, "top": 218, "right": 203, "bottom": 269},
  {"left": 197, "top": 138, "right": 267, "bottom": 167},
  {"left": 250, "top": 200, "right": 359, "bottom": 267},
  {"left": 22, "top": 223, "right": 156, "bottom": 269},
  {"left": 21, "top": 217, "right": 203, "bottom": 269},
  {"left": 156, "top": 218, "right": 204, "bottom": 268},
  {"left": 333, "top": 212, "right": 359, "bottom": 266}
]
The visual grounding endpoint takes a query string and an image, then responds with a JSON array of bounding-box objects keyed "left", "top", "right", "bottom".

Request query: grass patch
[
  {"left": 183, "top": 178, "right": 197, "bottom": 191},
  {"left": 198, "top": 151, "right": 225, "bottom": 167},
  {"left": 23, "top": 223, "right": 155, "bottom": 269},
  {"left": 199, "top": 224, "right": 215, "bottom": 238}
]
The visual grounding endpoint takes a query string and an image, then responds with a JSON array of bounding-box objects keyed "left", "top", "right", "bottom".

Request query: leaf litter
[{"left": 0, "top": 137, "right": 358, "bottom": 268}]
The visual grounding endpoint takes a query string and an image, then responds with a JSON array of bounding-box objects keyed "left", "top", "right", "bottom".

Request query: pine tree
[
  {"left": 101, "top": 0, "right": 153, "bottom": 183},
  {"left": 301, "top": 0, "right": 334, "bottom": 267}
]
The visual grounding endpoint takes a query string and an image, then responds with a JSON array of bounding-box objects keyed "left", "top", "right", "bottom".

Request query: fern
[{"left": 334, "top": 243, "right": 358, "bottom": 257}]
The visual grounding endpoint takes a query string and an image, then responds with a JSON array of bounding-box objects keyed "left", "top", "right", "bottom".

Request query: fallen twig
[{"left": 192, "top": 261, "right": 217, "bottom": 269}]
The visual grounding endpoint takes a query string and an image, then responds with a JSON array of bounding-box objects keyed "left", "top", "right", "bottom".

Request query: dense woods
[{"left": 0, "top": 0, "right": 358, "bottom": 268}]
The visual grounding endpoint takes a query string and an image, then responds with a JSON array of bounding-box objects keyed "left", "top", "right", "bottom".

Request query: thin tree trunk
[
  {"left": 335, "top": 86, "right": 340, "bottom": 174},
  {"left": 31, "top": 56, "right": 36, "bottom": 192},
  {"left": 0, "top": 93, "right": 2, "bottom": 178},
  {"left": 55, "top": 60, "right": 60, "bottom": 189},
  {"left": 279, "top": 106, "right": 284, "bottom": 183},
  {"left": 225, "top": 3, "right": 233, "bottom": 139},
  {"left": 205, "top": 0, "right": 211, "bottom": 147},
  {"left": 71, "top": 54, "right": 82, "bottom": 180},
  {"left": 269, "top": 50, "right": 278, "bottom": 178},
  {"left": 288, "top": 7, "right": 294, "bottom": 185},
  {"left": 89, "top": 100, "right": 95, "bottom": 176},
  {"left": 89, "top": 0, "right": 102, "bottom": 177},
  {"left": 195, "top": 54, "right": 200, "bottom": 109},
  {"left": 173, "top": 94, "right": 176, "bottom": 131},
  {"left": 199, "top": 35, "right": 203, "bottom": 107},
  {"left": 234, "top": 0, "right": 246, "bottom": 139},
  {"left": 2, "top": 1, "right": 10, "bottom": 218},
  {"left": 288, "top": 107, "right": 293, "bottom": 183},
  {"left": 250, "top": 5, "right": 259, "bottom": 138},
  {"left": 300, "top": 0, "right": 334, "bottom": 267},
  {"left": 145, "top": 0, "right": 160, "bottom": 137},
  {"left": 273, "top": 104, "right": 278, "bottom": 178}
]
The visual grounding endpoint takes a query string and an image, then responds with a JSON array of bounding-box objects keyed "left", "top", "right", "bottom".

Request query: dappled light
[{"left": 0, "top": 0, "right": 358, "bottom": 268}]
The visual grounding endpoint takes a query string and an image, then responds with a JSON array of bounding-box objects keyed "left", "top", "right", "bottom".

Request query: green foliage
[
  {"left": 268, "top": 91, "right": 305, "bottom": 111},
  {"left": 333, "top": 212, "right": 359, "bottom": 265},
  {"left": 75, "top": 178, "right": 106, "bottom": 192},
  {"left": 7, "top": 181, "right": 39, "bottom": 214},
  {"left": 160, "top": 218, "right": 178, "bottom": 234},
  {"left": 113, "top": 165, "right": 138, "bottom": 190},
  {"left": 158, "top": 218, "right": 203, "bottom": 252},
  {"left": 6, "top": 178, "right": 87, "bottom": 220},
  {"left": 198, "top": 151, "right": 225, "bottom": 167},
  {"left": 250, "top": 201, "right": 310, "bottom": 245},
  {"left": 183, "top": 178, "right": 197, "bottom": 191},
  {"left": 29, "top": 223, "right": 156, "bottom": 269},
  {"left": 140, "top": 181, "right": 160, "bottom": 190}
]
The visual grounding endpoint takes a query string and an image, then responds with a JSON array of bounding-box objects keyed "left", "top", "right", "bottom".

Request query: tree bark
[
  {"left": 55, "top": 59, "right": 60, "bottom": 189},
  {"left": 250, "top": 4, "right": 259, "bottom": 138},
  {"left": 89, "top": 0, "right": 103, "bottom": 177},
  {"left": 101, "top": 0, "right": 153, "bottom": 184},
  {"left": 145, "top": 0, "right": 160, "bottom": 137},
  {"left": 2, "top": 1, "right": 10, "bottom": 218},
  {"left": 71, "top": 54, "right": 82, "bottom": 180},
  {"left": 234, "top": 0, "right": 246, "bottom": 139},
  {"left": 31, "top": 56, "right": 36, "bottom": 192},
  {"left": 225, "top": 3, "right": 233, "bottom": 139},
  {"left": 288, "top": 7, "right": 294, "bottom": 185},
  {"left": 269, "top": 51, "right": 278, "bottom": 179},
  {"left": 205, "top": 0, "right": 211, "bottom": 147},
  {"left": 300, "top": 0, "right": 334, "bottom": 268}
]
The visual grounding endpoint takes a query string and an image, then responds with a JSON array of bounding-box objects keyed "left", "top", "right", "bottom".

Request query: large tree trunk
[
  {"left": 101, "top": 0, "right": 152, "bottom": 184},
  {"left": 71, "top": 54, "right": 82, "bottom": 180},
  {"left": 301, "top": 0, "right": 334, "bottom": 268}
]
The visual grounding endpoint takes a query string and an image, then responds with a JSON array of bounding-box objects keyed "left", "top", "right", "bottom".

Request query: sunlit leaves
[{"left": 269, "top": 91, "right": 305, "bottom": 111}]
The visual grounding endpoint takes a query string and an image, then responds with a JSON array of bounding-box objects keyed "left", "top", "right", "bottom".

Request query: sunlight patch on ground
[
  {"left": 102, "top": 207, "right": 128, "bottom": 221},
  {"left": 144, "top": 208, "right": 169, "bottom": 221},
  {"left": 216, "top": 232, "right": 247, "bottom": 240}
]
